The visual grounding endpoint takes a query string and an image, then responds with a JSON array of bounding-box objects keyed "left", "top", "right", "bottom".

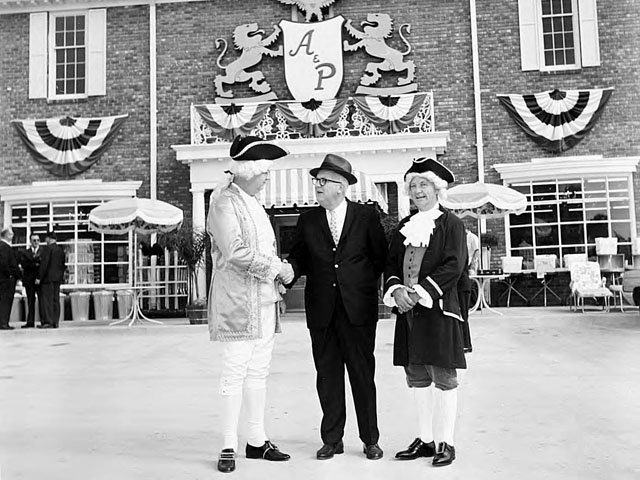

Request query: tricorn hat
[
  {"left": 309, "top": 153, "right": 357, "bottom": 185},
  {"left": 229, "top": 135, "right": 288, "bottom": 161},
  {"left": 404, "top": 157, "right": 455, "bottom": 183}
]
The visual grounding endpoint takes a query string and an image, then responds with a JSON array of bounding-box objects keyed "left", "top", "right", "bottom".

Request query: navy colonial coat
[{"left": 384, "top": 207, "right": 468, "bottom": 369}]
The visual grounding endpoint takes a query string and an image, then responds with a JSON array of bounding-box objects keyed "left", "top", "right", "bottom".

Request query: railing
[{"left": 191, "top": 92, "right": 434, "bottom": 144}]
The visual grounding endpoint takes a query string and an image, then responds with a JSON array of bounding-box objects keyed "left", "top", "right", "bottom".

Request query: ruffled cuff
[
  {"left": 412, "top": 284, "right": 433, "bottom": 308},
  {"left": 248, "top": 252, "right": 282, "bottom": 282}
]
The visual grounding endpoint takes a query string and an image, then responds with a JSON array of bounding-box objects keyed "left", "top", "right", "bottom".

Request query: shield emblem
[{"left": 280, "top": 15, "right": 345, "bottom": 102}]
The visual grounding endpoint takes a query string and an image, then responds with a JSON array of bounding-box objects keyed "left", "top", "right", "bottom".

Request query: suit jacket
[
  {"left": 38, "top": 243, "right": 67, "bottom": 284},
  {"left": 0, "top": 241, "right": 21, "bottom": 281},
  {"left": 288, "top": 201, "right": 388, "bottom": 329},
  {"left": 20, "top": 247, "right": 42, "bottom": 286}
]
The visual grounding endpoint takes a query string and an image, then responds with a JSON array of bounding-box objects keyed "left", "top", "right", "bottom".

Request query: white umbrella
[{"left": 88, "top": 198, "right": 184, "bottom": 326}]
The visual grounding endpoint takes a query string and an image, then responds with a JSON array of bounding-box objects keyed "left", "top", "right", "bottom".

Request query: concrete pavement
[{"left": 1, "top": 307, "right": 639, "bottom": 480}]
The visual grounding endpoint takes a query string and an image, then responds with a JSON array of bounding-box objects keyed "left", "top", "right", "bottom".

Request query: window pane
[
  {"left": 56, "top": 32, "right": 64, "bottom": 47},
  {"left": 77, "top": 63, "right": 85, "bottom": 77},
  {"left": 56, "top": 65, "right": 65, "bottom": 78},
  {"left": 56, "top": 16, "right": 64, "bottom": 30},
  {"left": 67, "top": 49, "right": 75, "bottom": 62},
  {"left": 555, "top": 50, "right": 565, "bottom": 65},
  {"left": 65, "top": 31, "right": 75, "bottom": 46},
  {"left": 76, "top": 31, "right": 85, "bottom": 45},
  {"left": 562, "top": 0, "right": 572, "bottom": 11},
  {"left": 66, "top": 64, "right": 75, "bottom": 78},
  {"left": 563, "top": 16, "right": 573, "bottom": 31},
  {"left": 542, "top": 0, "right": 552, "bottom": 15},
  {"left": 544, "top": 34, "right": 553, "bottom": 49},
  {"left": 545, "top": 51, "right": 555, "bottom": 66},
  {"left": 552, "top": 17, "right": 563, "bottom": 31},
  {"left": 76, "top": 80, "right": 85, "bottom": 94},
  {"left": 542, "top": 18, "right": 552, "bottom": 33},
  {"left": 565, "top": 32, "right": 574, "bottom": 48},
  {"left": 65, "top": 16, "right": 74, "bottom": 30},
  {"left": 77, "top": 48, "right": 85, "bottom": 62},
  {"left": 554, "top": 33, "right": 564, "bottom": 48},
  {"left": 66, "top": 79, "right": 75, "bottom": 94},
  {"left": 551, "top": 0, "right": 562, "bottom": 13},
  {"left": 565, "top": 49, "right": 575, "bottom": 64},
  {"left": 76, "top": 15, "right": 85, "bottom": 29}
]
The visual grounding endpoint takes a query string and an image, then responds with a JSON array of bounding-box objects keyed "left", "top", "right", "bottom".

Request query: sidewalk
[{"left": 1, "top": 307, "right": 639, "bottom": 480}]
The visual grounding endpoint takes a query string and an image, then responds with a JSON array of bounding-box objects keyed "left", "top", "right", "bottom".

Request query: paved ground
[{"left": 1, "top": 306, "right": 639, "bottom": 480}]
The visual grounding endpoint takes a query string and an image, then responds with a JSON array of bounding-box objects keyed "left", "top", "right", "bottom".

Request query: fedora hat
[
  {"left": 310, "top": 153, "right": 357, "bottom": 185},
  {"left": 404, "top": 157, "right": 455, "bottom": 183},
  {"left": 229, "top": 135, "right": 288, "bottom": 161}
]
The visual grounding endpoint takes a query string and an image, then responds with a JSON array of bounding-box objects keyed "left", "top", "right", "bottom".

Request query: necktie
[{"left": 329, "top": 210, "right": 339, "bottom": 245}]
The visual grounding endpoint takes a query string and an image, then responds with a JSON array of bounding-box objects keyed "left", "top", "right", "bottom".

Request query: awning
[{"left": 259, "top": 168, "right": 388, "bottom": 213}]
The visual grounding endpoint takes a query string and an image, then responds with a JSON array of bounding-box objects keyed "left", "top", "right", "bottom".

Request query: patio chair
[
  {"left": 568, "top": 261, "right": 613, "bottom": 313},
  {"left": 499, "top": 256, "right": 528, "bottom": 307},
  {"left": 608, "top": 269, "right": 640, "bottom": 312}
]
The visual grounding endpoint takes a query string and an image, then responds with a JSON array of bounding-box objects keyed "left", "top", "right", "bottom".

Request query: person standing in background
[
  {"left": 38, "top": 231, "right": 66, "bottom": 329},
  {"left": 20, "top": 232, "right": 44, "bottom": 328},
  {"left": 0, "top": 227, "right": 21, "bottom": 330}
]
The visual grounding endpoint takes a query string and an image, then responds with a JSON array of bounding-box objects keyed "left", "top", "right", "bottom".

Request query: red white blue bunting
[
  {"left": 497, "top": 88, "right": 614, "bottom": 153},
  {"left": 352, "top": 93, "right": 428, "bottom": 134},
  {"left": 11, "top": 114, "right": 128, "bottom": 177},
  {"left": 194, "top": 103, "right": 271, "bottom": 141},
  {"left": 275, "top": 98, "right": 348, "bottom": 137}
]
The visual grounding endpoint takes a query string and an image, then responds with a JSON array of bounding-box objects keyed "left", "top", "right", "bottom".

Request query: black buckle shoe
[
  {"left": 246, "top": 440, "right": 290, "bottom": 461},
  {"left": 432, "top": 442, "right": 455, "bottom": 467},
  {"left": 363, "top": 443, "right": 383, "bottom": 460},
  {"left": 395, "top": 438, "right": 435, "bottom": 460},
  {"left": 316, "top": 440, "right": 344, "bottom": 460},
  {"left": 217, "top": 448, "right": 236, "bottom": 473}
]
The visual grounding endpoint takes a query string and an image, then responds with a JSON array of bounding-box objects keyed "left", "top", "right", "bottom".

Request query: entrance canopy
[{"left": 259, "top": 168, "right": 388, "bottom": 212}]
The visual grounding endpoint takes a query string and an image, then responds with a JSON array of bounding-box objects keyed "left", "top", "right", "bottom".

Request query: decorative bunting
[
  {"left": 352, "top": 93, "right": 428, "bottom": 134},
  {"left": 275, "top": 98, "right": 348, "bottom": 137},
  {"left": 194, "top": 103, "right": 271, "bottom": 141},
  {"left": 11, "top": 114, "right": 128, "bottom": 177},
  {"left": 497, "top": 88, "right": 614, "bottom": 153}
]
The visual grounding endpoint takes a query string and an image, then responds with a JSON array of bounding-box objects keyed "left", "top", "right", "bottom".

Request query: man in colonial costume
[
  {"left": 383, "top": 157, "right": 468, "bottom": 467},
  {"left": 207, "top": 135, "right": 294, "bottom": 473}
]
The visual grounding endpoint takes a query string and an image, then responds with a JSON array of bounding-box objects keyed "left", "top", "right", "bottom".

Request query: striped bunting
[
  {"left": 352, "top": 93, "right": 428, "bottom": 134},
  {"left": 275, "top": 98, "right": 348, "bottom": 137},
  {"left": 194, "top": 103, "right": 270, "bottom": 141},
  {"left": 11, "top": 114, "right": 128, "bottom": 177},
  {"left": 259, "top": 168, "right": 388, "bottom": 212},
  {"left": 497, "top": 88, "right": 614, "bottom": 153}
]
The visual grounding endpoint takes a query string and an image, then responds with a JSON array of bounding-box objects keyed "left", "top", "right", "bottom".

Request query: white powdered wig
[
  {"left": 404, "top": 171, "right": 449, "bottom": 199},
  {"left": 227, "top": 159, "right": 273, "bottom": 180}
]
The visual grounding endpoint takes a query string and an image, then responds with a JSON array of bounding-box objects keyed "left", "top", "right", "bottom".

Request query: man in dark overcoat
[
  {"left": 19, "top": 232, "right": 44, "bottom": 328},
  {"left": 383, "top": 157, "right": 468, "bottom": 467},
  {"left": 287, "top": 154, "right": 388, "bottom": 460},
  {"left": 0, "top": 227, "right": 21, "bottom": 330},
  {"left": 38, "top": 231, "right": 66, "bottom": 328}
]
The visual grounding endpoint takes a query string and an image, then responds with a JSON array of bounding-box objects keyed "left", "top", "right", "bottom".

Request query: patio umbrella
[
  {"left": 441, "top": 182, "right": 527, "bottom": 269},
  {"left": 88, "top": 198, "right": 184, "bottom": 326}
]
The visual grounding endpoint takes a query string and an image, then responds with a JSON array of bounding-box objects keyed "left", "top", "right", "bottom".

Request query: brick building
[{"left": 0, "top": 0, "right": 638, "bottom": 309}]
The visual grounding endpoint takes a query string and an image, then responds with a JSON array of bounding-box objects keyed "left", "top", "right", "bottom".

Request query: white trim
[
  {"left": 0, "top": 179, "right": 141, "bottom": 204},
  {"left": 426, "top": 276, "right": 443, "bottom": 296},
  {"left": 493, "top": 155, "right": 640, "bottom": 183}
]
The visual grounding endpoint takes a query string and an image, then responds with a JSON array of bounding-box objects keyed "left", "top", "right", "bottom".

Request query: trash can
[
  {"left": 93, "top": 290, "right": 114, "bottom": 321},
  {"left": 10, "top": 293, "right": 23, "bottom": 324},
  {"left": 69, "top": 291, "right": 90, "bottom": 322},
  {"left": 116, "top": 290, "right": 134, "bottom": 320}
]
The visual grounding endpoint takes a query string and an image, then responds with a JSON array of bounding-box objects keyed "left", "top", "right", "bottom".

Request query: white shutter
[
  {"left": 578, "top": 0, "right": 600, "bottom": 67},
  {"left": 518, "top": 0, "right": 540, "bottom": 71},
  {"left": 87, "top": 8, "right": 107, "bottom": 96},
  {"left": 29, "top": 12, "right": 48, "bottom": 99}
]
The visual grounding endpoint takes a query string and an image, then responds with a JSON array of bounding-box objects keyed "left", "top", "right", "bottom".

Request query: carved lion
[
  {"left": 343, "top": 13, "right": 415, "bottom": 87},
  {"left": 214, "top": 23, "right": 283, "bottom": 98}
]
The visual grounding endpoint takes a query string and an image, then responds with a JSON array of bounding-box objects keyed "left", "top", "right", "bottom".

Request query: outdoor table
[
  {"left": 470, "top": 273, "right": 507, "bottom": 315},
  {"left": 498, "top": 272, "right": 530, "bottom": 307},
  {"left": 109, "top": 284, "right": 164, "bottom": 327}
]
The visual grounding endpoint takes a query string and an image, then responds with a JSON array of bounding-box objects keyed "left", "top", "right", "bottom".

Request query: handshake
[{"left": 278, "top": 261, "right": 295, "bottom": 285}]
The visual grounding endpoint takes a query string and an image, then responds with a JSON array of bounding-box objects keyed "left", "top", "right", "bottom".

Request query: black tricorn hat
[
  {"left": 229, "top": 135, "right": 288, "bottom": 161},
  {"left": 309, "top": 153, "right": 357, "bottom": 185},
  {"left": 404, "top": 157, "right": 455, "bottom": 183}
]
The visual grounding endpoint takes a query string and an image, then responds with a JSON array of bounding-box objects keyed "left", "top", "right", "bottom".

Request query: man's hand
[
  {"left": 393, "top": 286, "right": 417, "bottom": 314},
  {"left": 35, "top": 279, "right": 40, "bottom": 285},
  {"left": 278, "top": 262, "right": 294, "bottom": 285}
]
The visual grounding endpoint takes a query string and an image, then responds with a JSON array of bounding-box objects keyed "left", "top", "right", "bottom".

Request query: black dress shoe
[
  {"left": 0, "top": 325, "right": 15, "bottom": 330},
  {"left": 246, "top": 440, "right": 290, "bottom": 461},
  {"left": 22, "top": 324, "right": 35, "bottom": 329},
  {"left": 316, "top": 440, "right": 344, "bottom": 460},
  {"left": 363, "top": 443, "right": 383, "bottom": 460},
  {"left": 217, "top": 448, "right": 235, "bottom": 473},
  {"left": 37, "top": 324, "right": 51, "bottom": 329},
  {"left": 432, "top": 442, "right": 455, "bottom": 467},
  {"left": 395, "top": 438, "right": 435, "bottom": 460}
]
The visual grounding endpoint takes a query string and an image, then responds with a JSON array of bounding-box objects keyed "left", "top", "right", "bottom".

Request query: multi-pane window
[
  {"left": 11, "top": 201, "right": 130, "bottom": 286},
  {"left": 540, "top": 0, "right": 578, "bottom": 68},
  {"left": 508, "top": 176, "right": 633, "bottom": 269},
  {"left": 53, "top": 14, "right": 86, "bottom": 96}
]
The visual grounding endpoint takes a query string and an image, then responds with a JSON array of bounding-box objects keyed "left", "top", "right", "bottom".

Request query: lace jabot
[{"left": 399, "top": 208, "right": 443, "bottom": 248}]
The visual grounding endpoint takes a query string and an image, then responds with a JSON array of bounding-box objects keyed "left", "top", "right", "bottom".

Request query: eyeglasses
[{"left": 312, "top": 177, "right": 342, "bottom": 187}]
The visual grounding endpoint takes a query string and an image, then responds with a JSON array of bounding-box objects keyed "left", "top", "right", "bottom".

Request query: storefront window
[
  {"left": 508, "top": 176, "right": 633, "bottom": 267},
  {"left": 11, "top": 200, "right": 130, "bottom": 286}
]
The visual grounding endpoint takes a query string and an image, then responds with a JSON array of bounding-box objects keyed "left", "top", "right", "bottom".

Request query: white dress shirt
[{"left": 325, "top": 199, "right": 347, "bottom": 243}]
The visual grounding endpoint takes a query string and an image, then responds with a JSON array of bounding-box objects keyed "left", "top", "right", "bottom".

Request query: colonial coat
[{"left": 384, "top": 207, "right": 468, "bottom": 369}]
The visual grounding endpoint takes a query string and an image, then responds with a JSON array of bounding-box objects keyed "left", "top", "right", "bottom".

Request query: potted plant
[{"left": 157, "top": 224, "right": 209, "bottom": 324}]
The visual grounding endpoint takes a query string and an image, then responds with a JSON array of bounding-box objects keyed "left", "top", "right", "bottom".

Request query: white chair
[
  {"left": 563, "top": 253, "right": 587, "bottom": 269},
  {"left": 569, "top": 262, "right": 613, "bottom": 312},
  {"left": 499, "top": 256, "right": 527, "bottom": 307},
  {"left": 608, "top": 269, "right": 640, "bottom": 312}
]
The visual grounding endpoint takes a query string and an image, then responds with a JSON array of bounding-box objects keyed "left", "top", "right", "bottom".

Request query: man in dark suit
[
  {"left": 0, "top": 227, "right": 21, "bottom": 330},
  {"left": 19, "top": 232, "right": 44, "bottom": 328},
  {"left": 38, "top": 231, "right": 66, "bottom": 329},
  {"left": 287, "top": 154, "right": 388, "bottom": 460}
]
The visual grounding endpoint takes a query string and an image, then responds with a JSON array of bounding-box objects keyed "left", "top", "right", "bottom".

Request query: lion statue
[
  {"left": 214, "top": 23, "right": 283, "bottom": 98},
  {"left": 343, "top": 13, "right": 415, "bottom": 87}
]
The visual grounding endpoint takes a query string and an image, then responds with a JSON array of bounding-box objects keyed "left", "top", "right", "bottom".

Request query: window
[
  {"left": 11, "top": 200, "right": 131, "bottom": 286},
  {"left": 29, "top": 9, "right": 106, "bottom": 100},
  {"left": 507, "top": 176, "right": 633, "bottom": 268},
  {"left": 518, "top": 0, "right": 600, "bottom": 72}
]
